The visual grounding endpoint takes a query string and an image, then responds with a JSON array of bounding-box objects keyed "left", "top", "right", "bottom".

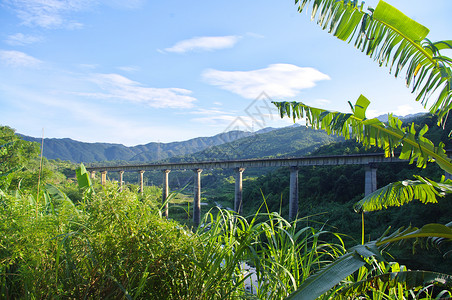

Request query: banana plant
[
  {"left": 285, "top": 223, "right": 452, "bottom": 300},
  {"left": 296, "top": 0, "right": 452, "bottom": 123},
  {"left": 76, "top": 163, "right": 94, "bottom": 199},
  {"left": 275, "top": 96, "right": 452, "bottom": 209},
  {"left": 355, "top": 175, "right": 452, "bottom": 212},
  {"left": 276, "top": 1, "right": 452, "bottom": 299}
]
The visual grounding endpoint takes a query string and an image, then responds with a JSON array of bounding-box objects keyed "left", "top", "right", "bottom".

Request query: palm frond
[
  {"left": 295, "top": 0, "right": 452, "bottom": 123},
  {"left": 376, "top": 223, "right": 452, "bottom": 247},
  {"left": 285, "top": 223, "right": 452, "bottom": 300},
  {"left": 355, "top": 175, "right": 452, "bottom": 212},
  {"left": 339, "top": 270, "right": 452, "bottom": 296},
  {"left": 273, "top": 96, "right": 452, "bottom": 173},
  {"left": 285, "top": 243, "right": 379, "bottom": 300}
]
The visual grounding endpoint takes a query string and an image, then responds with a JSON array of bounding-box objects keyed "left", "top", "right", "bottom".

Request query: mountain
[
  {"left": 19, "top": 125, "right": 340, "bottom": 164},
  {"left": 19, "top": 130, "right": 266, "bottom": 163},
  {"left": 165, "top": 124, "right": 343, "bottom": 162},
  {"left": 376, "top": 112, "right": 427, "bottom": 123}
]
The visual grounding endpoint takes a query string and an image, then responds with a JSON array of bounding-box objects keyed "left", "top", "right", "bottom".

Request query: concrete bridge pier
[
  {"left": 118, "top": 170, "right": 124, "bottom": 192},
  {"left": 234, "top": 167, "right": 245, "bottom": 214},
  {"left": 139, "top": 170, "right": 145, "bottom": 193},
  {"left": 162, "top": 170, "right": 171, "bottom": 218},
  {"left": 90, "top": 171, "right": 96, "bottom": 180},
  {"left": 446, "top": 152, "right": 452, "bottom": 180},
  {"left": 289, "top": 166, "right": 299, "bottom": 221},
  {"left": 101, "top": 171, "right": 107, "bottom": 186},
  {"left": 446, "top": 172, "right": 452, "bottom": 180},
  {"left": 193, "top": 169, "right": 203, "bottom": 227},
  {"left": 365, "top": 163, "right": 377, "bottom": 196}
]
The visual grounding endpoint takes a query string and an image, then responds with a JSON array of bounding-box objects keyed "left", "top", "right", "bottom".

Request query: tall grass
[
  {"left": 1, "top": 182, "right": 201, "bottom": 299},
  {"left": 1, "top": 182, "right": 348, "bottom": 299},
  {"left": 2, "top": 181, "right": 448, "bottom": 299},
  {"left": 191, "top": 201, "right": 347, "bottom": 299}
]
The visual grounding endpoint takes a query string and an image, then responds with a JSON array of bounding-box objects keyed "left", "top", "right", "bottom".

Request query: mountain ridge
[
  {"left": 19, "top": 129, "right": 276, "bottom": 163},
  {"left": 19, "top": 124, "right": 342, "bottom": 164}
]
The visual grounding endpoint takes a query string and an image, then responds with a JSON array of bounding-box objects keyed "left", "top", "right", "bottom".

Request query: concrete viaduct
[{"left": 85, "top": 152, "right": 423, "bottom": 226}]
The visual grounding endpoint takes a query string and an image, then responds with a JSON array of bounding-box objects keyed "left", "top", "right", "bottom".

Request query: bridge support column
[
  {"left": 446, "top": 153, "right": 452, "bottom": 180},
  {"left": 446, "top": 172, "right": 452, "bottom": 180},
  {"left": 289, "top": 166, "right": 299, "bottom": 221},
  {"left": 365, "top": 164, "right": 377, "bottom": 196},
  {"left": 138, "top": 170, "right": 145, "bottom": 193},
  {"left": 234, "top": 167, "right": 245, "bottom": 214},
  {"left": 162, "top": 170, "right": 171, "bottom": 218},
  {"left": 101, "top": 171, "right": 107, "bottom": 186},
  {"left": 90, "top": 171, "right": 96, "bottom": 180},
  {"left": 118, "top": 171, "right": 124, "bottom": 192},
  {"left": 193, "top": 169, "right": 203, "bottom": 227}
]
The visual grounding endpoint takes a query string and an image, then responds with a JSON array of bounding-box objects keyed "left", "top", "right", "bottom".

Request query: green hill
[
  {"left": 166, "top": 125, "right": 342, "bottom": 162},
  {"left": 20, "top": 125, "right": 341, "bottom": 164},
  {"left": 19, "top": 130, "right": 256, "bottom": 163}
]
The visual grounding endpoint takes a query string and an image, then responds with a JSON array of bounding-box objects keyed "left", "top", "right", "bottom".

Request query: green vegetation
[
  {"left": 2, "top": 0, "right": 452, "bottom": 298},
  {"left": 273, "top": 0, "right": 452, "bottom": 298},
  {"left": 3, "top": 119, "right": 451, "bottom": 298},
  {"left": 2, "top": 127, "right": 350, "bottom": 298}
]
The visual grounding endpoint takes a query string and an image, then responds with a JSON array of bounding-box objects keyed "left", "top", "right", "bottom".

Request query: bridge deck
[{"left": 86, "top": 152, "right": 403, "bottom": 172}]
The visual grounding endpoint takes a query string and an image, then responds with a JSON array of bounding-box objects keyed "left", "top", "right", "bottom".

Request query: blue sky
[{"left": 1, "top": 0, "right": 451, "bottom": 146}]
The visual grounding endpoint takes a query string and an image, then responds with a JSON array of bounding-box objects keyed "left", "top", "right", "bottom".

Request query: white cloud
[
  {"left": 5, "top": 0, "right": 92, "bottom": 28},
  {"left": 77, "top": 63, "right": 99, "bottom": 70},
  {"left": 392, "top": 105, "right": 417, "bottom": 116},
  {"left": 117, "top": 65, "right": 140, "bottom": 73},
  {"left": 192, "top": 114, "right": 238, "bottom": 125},
  {"left": 0, "top": 50, "right": 42, "bottom": 67},
  {"left": 187, "top": 108, "right": 233, "bottom": 116},
  {"left": 5, "top": 33, "right": 43, "bottom": 45},
  {"left": 314, "top": 99, "right": 331, "bottom": 106},
  {"left": 99, "top": 0, "right": 145, "bottom": 9},
  {"left": 164, "top": 35, "right": 241, "bottom": 53},
  {"left": 202, "top": 63, "right": 330, "bottom": 99},
  {"left": 82, "top": 73, "right": 196, "bottom": 108}
]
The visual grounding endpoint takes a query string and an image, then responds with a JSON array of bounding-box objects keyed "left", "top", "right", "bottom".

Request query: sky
[{"left": 0, "top": 0, "right": 451, "bottom": 146}]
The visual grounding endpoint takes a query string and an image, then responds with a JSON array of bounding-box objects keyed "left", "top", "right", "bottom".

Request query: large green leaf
[
  {"left": 274, "top": 97, "right": 452, "bottom": 174},
  {"left": 355, "top": 176, "right": 452, "bottom": 212},
  {"left": 44, "top": 183, "right": 77, "bottom": 215},
  {"left": 339, "top": 270, "right": 452, "bottom": 296},
  {"left": 285, "top": 252, "right": 366, "bottom": 300},
  {"left": 76, "top": 163, "right": 92, "bottom": 190},
  {"left": 295, "top": 0, "right": 452, "bottom": 123},
  {"left": 285, "top": 223, "right": 452, "bottom": 300},
  {"left": 372, "top": 1, "right": 429, "bottom": 42},
  {"left": 377, "top": 223, "right": 452, "bottom": 245},
  {"left": 275, "top": 98, "right": 452, "bottom": 211},
  {"left": 285, "top": 242, "right": 382, "bottom": 300}
]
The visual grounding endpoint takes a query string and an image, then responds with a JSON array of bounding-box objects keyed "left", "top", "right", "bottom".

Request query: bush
[{"left": 0, "top": 183, "right": 203, "bottom": 299}]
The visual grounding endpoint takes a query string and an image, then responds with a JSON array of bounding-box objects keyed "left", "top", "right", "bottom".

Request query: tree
[
  {"left": 0, "top": 126, "right": 40, "bottom": 190},
  {"left": 273, "top": 1, "right": 452, "bottom": 298}
]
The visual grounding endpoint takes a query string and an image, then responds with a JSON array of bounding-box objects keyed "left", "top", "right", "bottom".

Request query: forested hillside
[
  {"left": 20, "top": 125, "right": 341, "bottom": 165},
  {"left": 20, "top": 130, "right": 258, "bottom": 163},
  {"left": 166, "top": 124, "right": 342, "bottom": 162}
]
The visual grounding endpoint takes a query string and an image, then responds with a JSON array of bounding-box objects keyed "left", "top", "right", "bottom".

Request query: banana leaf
[{"left": 295, "top": 0, "right": 452, "bottom": 123}]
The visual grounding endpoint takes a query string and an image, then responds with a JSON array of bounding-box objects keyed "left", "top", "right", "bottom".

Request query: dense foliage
[
  {"left": 3, "top": 0, "right": 452, "bottom": 297},
  {"left": 2, "top": 123, "right": 450, "bottom": 298}
]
